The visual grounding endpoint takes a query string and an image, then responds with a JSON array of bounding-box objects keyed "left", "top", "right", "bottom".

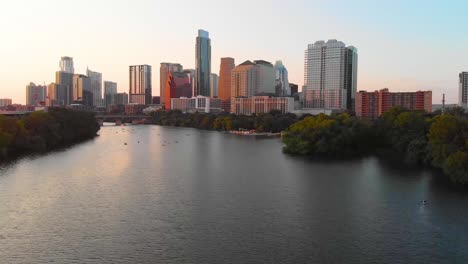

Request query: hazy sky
[{"left": 1, "top": 0, "right": 467, "bottom": 104}]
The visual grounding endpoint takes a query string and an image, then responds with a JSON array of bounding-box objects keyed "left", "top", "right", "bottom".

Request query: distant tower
[
  {"left": 60, "top": 57, "right": 74, "bottom": 74},
  {"left": 195, "top": 30, "right": 211, "bottom": 97},
  {"left": 129, "top": 65, "right": 152, "bottom": 105},
  {"left": 442, "top": 93, "right": 446, "bottom": 114},
  {"left": 160, "top": 63, "right": 183, "bottom": 107},
  {"left": 459, "top": 72, "right": 468, "bottom": 109}
]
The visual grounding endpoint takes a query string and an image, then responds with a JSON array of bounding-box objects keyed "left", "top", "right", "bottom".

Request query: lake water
[{"left": 0, "top": 125, "right": 467, "bottom": 263}]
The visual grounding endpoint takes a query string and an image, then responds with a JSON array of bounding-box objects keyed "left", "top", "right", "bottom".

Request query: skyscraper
[
  {"left": 26, "top": 82, "right": 46, "bottom": 106},
  {"left": 218, "top": 58, "right": 235, "bottom": 100},
  {"left": 56, "top": 71, "right": 73, "bottom": 105},
  {"left": 165, "top": 72, "right": 192, "bottom": 110},
  {"left": 59, "top": 57, "right": 74, "bottom": 74},
  {"left": 231, "top": 61, "right": 258, "bottom": 99},
  {"left": 210, "top": 73, "right": 219, "bottom": 97},
  {"left": 47, "top": 83, "right": 67, "bottom": 106},
  {"left": 195, "top": 30, "right": 211, "bottom": 97},
  {"left": 304, "top": 40, "right": 358, "bottom": 110},
  {"left": 104, "top": 81, "right": 118, "bottom": 106},
  {"left": 274, "top": 61, "right": 290, "bottom": 96},
  {"left": 72, "top": 74, "right": 92, "bottom": 106},
  {"left": 160, "top": 63, "right": 183, "bottom": 107},
  {"left": 253, "top": 60, "right": 275, "bottom": 95},
  {"left": 218, "top": 57, "right": 235, "bottom": 111},
  {"left": 460, "top": 72, "right": 468, "bottom": 109},
  {"left": 87, "top": 68, "right": 103, "bottom": 106},
  {"left": 183, "top": 69, "right": 196, "bottom": 96},
  {"left": 129, "top": 65, "right": 152, "bottom": 105}
]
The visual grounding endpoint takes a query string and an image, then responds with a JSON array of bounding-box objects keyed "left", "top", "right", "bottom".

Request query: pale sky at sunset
[{"left": 1, "top": 0, "right": 467, "bottom": 104}]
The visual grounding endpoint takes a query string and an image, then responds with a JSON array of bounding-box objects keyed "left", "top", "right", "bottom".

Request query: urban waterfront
[{"left": 0, "top": 125, "right": 467, "bottom": 263}]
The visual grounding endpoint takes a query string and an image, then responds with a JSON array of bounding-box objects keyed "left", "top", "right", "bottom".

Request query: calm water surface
[{"left": 0, "top": 125, "right": 467, "bottom": 263}]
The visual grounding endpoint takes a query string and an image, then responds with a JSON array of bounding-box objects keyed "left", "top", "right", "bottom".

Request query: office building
[
  {"left": 231, "top": 60, "right": 258, "bottom": 98},
  {"left": 183, "top": 69, "right": 196, "bottom": 97},
  {"left": 87, "top": 68, "right": 103, "bottom": 106},
  {"left": 195, "top": 30, "right": 211, "bottom": 96},
  {"left": 274, "top": 61, "right": 290, "bottom": 96},
  {"left": 129, "top": 65, "right": 152, "bottom": 105},
  {"left": 26, "top": 82, "right": 46, "bottom": 106},
  {"left": 0, "top": 99, "right": 12, "bottom": 107},
  {"left": 72, "top": 74, "right": 93, "bottom": 106},
  {"left": 210, "top": 73, "right": 219, "bottom": 97},
  {"left": 56, "top": 71, "right": 73, "bottom": 105},
  {"left": 304, "top": 40, "right": 358, "bottom": 110},
  {"left": 356, "top": 88, "right": 432, "bottom": 119},
  {"left": 231, "top": 96, "right": 294, "bottom": 115},
  {"left": 165, "top": 72, "right": 192, "bottom": 110},
  {"left": 47, "top": 83, "right": 67, "bottom": 106},
  {"left": 59, "top": 56, "right": 74, "bottom": 74},
  {"left": 254, "top": 60, "right": 275, "bottom": 95},
  {"left": 218, "top": 57, "right": 235, "bottom": 111},
  {"left": 460, "top": 72, "right": 468, "bottom": 109},
  {"left": 289, "top": 83, "right": 299, "bottom": 95},
  {"left": 171, "top": 96, "right": 222, "bottom": 113},
  {"left": 160, "top": 63, "right": 183, "bottom": 107},
  {"left": 104, "top": 81, "right": 117, "bottom": 106}
]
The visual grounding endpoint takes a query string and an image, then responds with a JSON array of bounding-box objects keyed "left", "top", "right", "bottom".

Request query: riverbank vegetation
[
  {"left": 282, "top": 107, "right": 468, "bottom": 185},
  {"left": 150, "top": 110, "right": 298, "bottom": 133},
  {"left": 0, "top": 108, "right": 100, "bottom": 159}
]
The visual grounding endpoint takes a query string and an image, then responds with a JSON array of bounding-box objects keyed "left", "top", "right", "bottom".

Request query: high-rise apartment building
[
  {"left": 210, "top": 73, "right": 219, "bottom": 97},
  {"left": 459, "top": 72, "right": 468, "bottom": 109},
  {"left": 26, "top": 82, "right": 46, "bottom": 106},
  {"left": 274, "top": 61, "right": 290, "bottom": 96},
  {"left": 356, "top": 88, "right": 432, "bottom": 119},
  {"left": 304, "top": 40, "right": 358, "bottom": 110},
  {"left": 165, "top": 72, "right": 192, "bottom": 110},
  {"left": 129, "top": 65, "right": 152, "bottom": 105},
  {"left": 231, "top": 61, "right": 258, "bottom": 99},
  {"left": 87, "top": 68, "right": 103, "bottom": 106},
  {"left": 59, "top": 57, "right": 74, "bottom": 74},
  {"left": 160, "top": 63, "right": 183, "bottom": 107},
  {"left": 47, "top": 83, "right": 68, "bottom": 106},
  {"left": 195, "top": 30, "right": 211, "bottom": 96},
  {"left": 72, "top": 74, "right": 93, "bottom": 106},
  {"left": 0, "top": 99, "right": 12, "bottom": 107}
]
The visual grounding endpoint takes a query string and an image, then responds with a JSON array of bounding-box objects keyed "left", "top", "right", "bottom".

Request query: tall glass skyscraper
[
  {"left": 274, "top": 61, "right": 290, "bottom": 96},
  {"left": 86, "top": 68, "right": 103, "bottom": 107},
  {"left": 195, "top": 30, "right": 211, "bottom": 97},
  {"left": 129, "top": 65, "right": 152, "bottom": 105},
  {"left": 59, "top": 57, "right": 74, "bottom": 74}
]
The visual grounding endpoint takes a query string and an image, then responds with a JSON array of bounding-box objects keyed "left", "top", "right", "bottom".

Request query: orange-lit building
[
  {"left": 356, "top": 88, "right": 432, "bottom": 119},
  {"left": 231, "top": 96, "right": 294, "bottom": 115},
  {"left": 218, "top": 57, "right": 235, "bottom": 112},
  {"left": 164, "top": 72, "right": 192, "bottom": 110}
]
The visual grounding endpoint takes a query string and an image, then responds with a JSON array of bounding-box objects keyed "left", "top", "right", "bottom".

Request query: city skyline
[{"left": 1, "top": 0, "right": 468, "bottom": 104}]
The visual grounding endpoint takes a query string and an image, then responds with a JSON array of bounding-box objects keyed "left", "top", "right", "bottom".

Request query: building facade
[
  {"left": 171, "top": 96, "right": 221, "bottom": 113},
  {"left": 165, "top": 72, "right": 192, "bottom": 110},
  {"left": 56, "top": 71, "right": 73, "bottom": 105},
  {"left": 46, "top": 83, "right": 67, "bottom": 106},
  {"left": 26, "top": 82, "right": 46, "bottom": 106},
  {"left": 289, "top": 83, "right": 299, "bottom": 95},
  {"left": 218, "top": 57, "right": 235, "bottom": 111},
  {"left": 210, "top": 73, "right": 219, "bottom": 97},
  {"left": 231, "top": 96, "right": 294, "bottom": 115},
  {"left": 254, "top": 60, "right": 275, "bottom": 95},
  {"left": 303, "top": 40, "right": 358, "bottom": 110},
  {"left": 72, "top": 74, "right": 93, "bottom": 106},
  {"left": 59, "top": 56, "right": 74, "bottom": 74},
  {"left": 356, "top": 88, "right": 432, "bottom": 119},
  {"left": 87, "top": 68, "right": 103, "bottom": 107},
  {"left": 274, "top": 61, "right": 290, "bottom": 96},
  {"left": 195, "top": 30, "right": 211, "bottom": 97},
  {"left": 460, "top": 72, "right": 468, "bottom": 109},
  {"left": 160, "top": 63, "right": 183, "bottom": 107},
  {"left": 231, "top": 61, "right": 258, "bottom": 98},
  {"left": 129, "top": 65, "right": 152, "bottom": 105},
  {"left": 0, "top": 99, "right": 12, "bottom": 107},
  {"left": 104, "top": 81, "right": 118, "bottom": 106}
]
